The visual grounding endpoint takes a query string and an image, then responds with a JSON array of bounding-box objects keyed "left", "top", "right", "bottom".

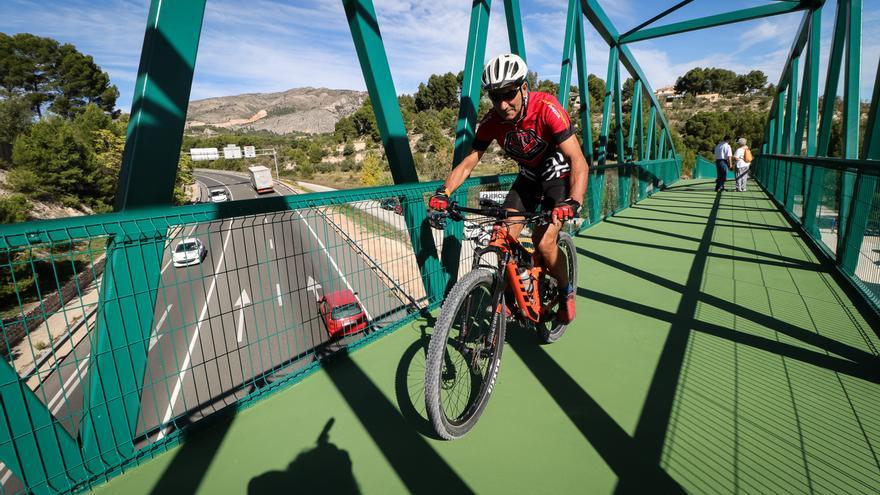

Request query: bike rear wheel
[
  {"left": 425, "top": 269, "right": 505, "bottom": 440},
  {"left": 539, "top": 231, "right": 577, "bottom": 343}
]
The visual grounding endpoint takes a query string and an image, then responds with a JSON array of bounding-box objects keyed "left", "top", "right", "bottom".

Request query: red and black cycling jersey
[{"left": 472, "top": 91, "right": 575, "bottom": 181}]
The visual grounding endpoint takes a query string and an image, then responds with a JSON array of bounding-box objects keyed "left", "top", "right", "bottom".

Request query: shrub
[{"left": 0, "top": 194, "right": 30, "bottom": 224}]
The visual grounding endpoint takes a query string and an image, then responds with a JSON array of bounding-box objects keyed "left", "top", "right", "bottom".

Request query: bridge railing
[
  {"left": 0, "top": 156, "right": 678, "bottom": 493},
  {"left": 693, "top": 155, "right": 737, "bottom": 180},
  {"left": 754, "top": 154, "right": 880, "bottom": 312}
]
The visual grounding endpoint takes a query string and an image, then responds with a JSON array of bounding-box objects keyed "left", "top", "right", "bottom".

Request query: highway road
[{"left": 0, "top": 169, "right": 413, "bottom": 490}]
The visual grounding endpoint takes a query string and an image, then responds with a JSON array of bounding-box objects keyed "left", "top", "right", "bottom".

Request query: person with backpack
[{"left": 733, "top": 138, "right": 752, "bottom": 192}]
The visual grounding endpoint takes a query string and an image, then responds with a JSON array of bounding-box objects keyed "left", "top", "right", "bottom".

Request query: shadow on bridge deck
[{"left": 93, "top": 179, "right": 880, "bottom": 494}]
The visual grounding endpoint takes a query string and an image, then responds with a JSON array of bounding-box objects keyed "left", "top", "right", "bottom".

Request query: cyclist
[{"left": 428, "top": 53, "right": 588, "bottom": 323}]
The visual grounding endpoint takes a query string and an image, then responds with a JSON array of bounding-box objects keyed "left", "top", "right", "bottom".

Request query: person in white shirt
[
  {"left": 733, "top": 137, "right": 751, "bottom": 192},
  {"left": 713, "top": 135, "right": 733, "bottom": 192}
]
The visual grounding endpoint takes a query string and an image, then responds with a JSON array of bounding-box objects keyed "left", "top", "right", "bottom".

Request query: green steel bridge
[{"left": 0, "top": 1, "right": 878, "bottom": 493}]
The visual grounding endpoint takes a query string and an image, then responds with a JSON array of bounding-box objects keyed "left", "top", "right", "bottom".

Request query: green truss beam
[
  {"left": 82, "top": 0, "right": 208, "bottom": 473},
  {"left": 619, "top": 2, "right": 809, "bottom": 44}
]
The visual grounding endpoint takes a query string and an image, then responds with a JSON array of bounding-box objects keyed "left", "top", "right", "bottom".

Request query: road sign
[
  {"left": 190, "top": 148, "right": 219, "bottom": 161},
  {"left": 223, "top": 145, "right": 242, "bottom": 159}
]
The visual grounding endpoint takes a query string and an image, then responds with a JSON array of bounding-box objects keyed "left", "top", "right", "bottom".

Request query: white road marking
[
  {"left": 307, "top": 275, "right": 323, "bottom": 302},
  {"left": 48, "top": 354, "right": 91, "bottom": 414},
  {"left": 148, "top": 304, "right": 174, "bottom": 351},
  {"left": 269, "top": 238, "right": 274, "bottom": 250},
  {"left": 156, "top": 219, "right": 234, "bottom": 440},
  {"left": 296, "top": 212, "right": 372, "bottom": 320},
  {"left": 0, "top": 465, "right": 11, "bottom": 485},
  {"left": 234, "top": 290, "right": 252, "bottom": 343},
  {"left": 275, "top": 283, "right": 283, "bottom": 307}
]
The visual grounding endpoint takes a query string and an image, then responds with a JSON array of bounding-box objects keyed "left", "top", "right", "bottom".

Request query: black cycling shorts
[{"left": 502, "top": 175, "right": 569, "bottom": 214}]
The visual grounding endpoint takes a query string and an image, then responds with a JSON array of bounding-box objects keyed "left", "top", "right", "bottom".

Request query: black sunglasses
[{"left": 488, "top": 86, "right": 520, "bottom": 103}]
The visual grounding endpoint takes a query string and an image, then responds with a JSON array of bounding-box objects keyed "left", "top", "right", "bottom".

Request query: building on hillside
[
  {"left": 655, "top": 85, "right": 683, "bottom": 103},
  {"left": 655, "top": 86, "right": 676, "bottom": 98}
]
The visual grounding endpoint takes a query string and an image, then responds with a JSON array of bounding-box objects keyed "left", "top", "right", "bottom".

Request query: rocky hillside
[{"left": 186, "top": 87, "right": 368, "bottom": 135}]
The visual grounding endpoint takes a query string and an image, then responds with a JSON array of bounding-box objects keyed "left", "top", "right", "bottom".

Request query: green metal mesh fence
[{"left": 755, "top": 155, "right": 880, "bottom": 309}]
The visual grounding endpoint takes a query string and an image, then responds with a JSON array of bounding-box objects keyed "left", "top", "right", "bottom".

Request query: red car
[{"left": 319, "top": 290, "right": 368, "bottom": 338}]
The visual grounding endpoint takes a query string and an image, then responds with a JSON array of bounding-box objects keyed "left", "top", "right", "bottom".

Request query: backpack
[{"left": 744, "top": 147, "right": 753, "bottom": 163}]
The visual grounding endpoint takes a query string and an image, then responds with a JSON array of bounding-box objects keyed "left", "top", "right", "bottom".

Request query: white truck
[{"left": 248, "top": 165, "right": 274, "bottom": 194}]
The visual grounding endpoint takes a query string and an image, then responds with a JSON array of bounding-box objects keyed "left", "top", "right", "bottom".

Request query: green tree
[
  {"left": 174, "top": 151, "right": 195, "bottom": 205},
  {"left": 307, "top": 142, "right": 324, "bottom": 164},
  {"left": 9, "top": 104, "right": 125, "bottom": 210},
  {"left": 737, "top": 70, "right": 767, "bottom": 93},
  {"left": 705, "top": 67, "right": 738, "bottom": 94},
  {"left": 414, "top": 72, "right": 462, "bottom": 112},
  {"left": 587, "top": 74, "right": 605, "bottom": 112},
  {"left": 360, "top": 151, "right": 386, "bottom": 186},
  {"left": 675, "top": 67, "right": 707, "bottom": 95},
  {"left": 11, "top": 117, "right": 92, "bottom": 205},
  {"left": 0, "top": 33, "right": 118, "bottom": 118},
  {"left": 0, "top": 95, "right": 33, "bottom": 163},
  {"left": 0, "top": 194, "right": 30, "bottom": 224},
  {"left": 334, "top": 116, "right": 357, "bottom": 142},
  {"left": 351, "top": 99, "right": 380, "bottom": 142}
]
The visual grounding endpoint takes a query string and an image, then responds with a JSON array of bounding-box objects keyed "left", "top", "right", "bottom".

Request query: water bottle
[{"left": 518, "top": 268, "right": 532, "bottom": 293}]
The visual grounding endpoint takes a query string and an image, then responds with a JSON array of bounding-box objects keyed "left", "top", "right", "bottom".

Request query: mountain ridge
[{"left": 186, "top": 87, "right": 367, "bottom": 135}]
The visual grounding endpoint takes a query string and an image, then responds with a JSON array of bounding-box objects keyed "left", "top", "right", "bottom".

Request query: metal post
[
  {"left": 558, "top": 0, "right": 579, "bottom": 110},
  {"left": 453, "top": 0, "right": 492, "bottom": 166},
  {"left": 342, "top": 0, "right": 445, "bottom": 302},
  {"left": 598, "top": 46, "right": 618, "bottom": 166},
  {"left": 838, "top": 0, "right": 863, "bottom": 271},
  {"left": 82, "top": 0, "right": 208, "bottom": 472}
]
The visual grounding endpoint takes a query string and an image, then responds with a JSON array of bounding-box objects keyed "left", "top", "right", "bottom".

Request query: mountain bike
[{"left": 424, "top": 201, "right": 577, "bottom": 440}]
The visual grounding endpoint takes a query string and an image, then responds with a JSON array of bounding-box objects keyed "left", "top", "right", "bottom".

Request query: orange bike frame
[{"left": 488, "top": 227, "right": 547, "bottom": 323}]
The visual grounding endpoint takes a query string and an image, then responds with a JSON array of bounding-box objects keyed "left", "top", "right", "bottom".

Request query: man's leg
[
  {"left": 533, "top": 222, "right": 575, "bottom": 323},
  {"left": 533, "top": 222, "right": 567, "bottom": 287},
  {"left": 715, "top": 160, "right": 727, "bottom": 191}
]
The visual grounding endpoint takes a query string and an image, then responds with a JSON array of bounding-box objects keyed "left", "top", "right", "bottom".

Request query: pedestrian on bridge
[
  {"left": 713, "top": 135, "right": 733, "bottom": 192},
  {"left": 733, "top": 137, "right": 752, "bottom": 192}
]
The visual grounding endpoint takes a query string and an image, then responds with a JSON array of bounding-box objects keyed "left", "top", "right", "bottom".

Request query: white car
[
  {"left": 209, "top": 188, "right": 229, "bottom": 203},
  {"left": 172, "top": 238, "right": 207, "bottom": 267}
]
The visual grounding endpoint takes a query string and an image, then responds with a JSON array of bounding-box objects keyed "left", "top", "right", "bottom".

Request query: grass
[{"left": 331, "top": 203, "right": 408, "bottom": 243}]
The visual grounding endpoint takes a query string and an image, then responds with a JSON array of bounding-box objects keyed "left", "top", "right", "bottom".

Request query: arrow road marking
[
  {"left": 296, "top": 212, "right": 372, "bottom": 320},
  {"left": 148, "top": 304, "right": 173, "bottom": 351},
  {"left": 307, "top": 275, "right": 323, "bottom": 302},
  {"left": 235, "top": 289, "right": 252, "bottom": 343}
]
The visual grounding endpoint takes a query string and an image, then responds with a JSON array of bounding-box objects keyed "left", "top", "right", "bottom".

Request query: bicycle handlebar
[{"left": 428, "top": 202, "right": 549, "bottom": 230}]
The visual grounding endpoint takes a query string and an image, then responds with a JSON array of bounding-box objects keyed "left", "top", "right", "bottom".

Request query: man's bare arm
[
  {"left": 558, "top": 135, "right": 589, "bottom": 205},
  {"left": 440, "top": 149, "right": 484, "bottom": 193}
]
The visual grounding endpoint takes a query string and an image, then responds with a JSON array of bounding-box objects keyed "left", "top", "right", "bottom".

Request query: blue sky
[{"left": 1, "top": 0, "right": 877, "bottom": 112}]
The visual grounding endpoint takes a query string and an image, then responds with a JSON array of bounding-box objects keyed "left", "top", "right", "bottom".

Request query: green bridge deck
[{"left": 93, "top": 179, "right": 880, "bottom": 494}]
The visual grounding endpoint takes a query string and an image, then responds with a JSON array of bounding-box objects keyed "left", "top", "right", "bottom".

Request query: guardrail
[
  {"left": 693, "top": 155, "right": 735, "bottom": 180},
  {"left": 754, "top": 154, "right": 880, "bottom": 315},
  {"left": 0, "top": 156, "right": 679, "bottom": 493}
]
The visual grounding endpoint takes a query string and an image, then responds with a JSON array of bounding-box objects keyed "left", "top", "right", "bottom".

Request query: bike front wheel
[{"left": 425, "top": 268, "right": 506, "bottom": 440}]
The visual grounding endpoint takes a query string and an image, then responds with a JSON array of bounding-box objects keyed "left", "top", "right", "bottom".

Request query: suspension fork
[{"left": 456, "top": 250, "right": 509, "bottom": 373}]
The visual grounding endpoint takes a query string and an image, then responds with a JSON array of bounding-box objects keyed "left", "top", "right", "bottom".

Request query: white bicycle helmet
[{"left": 481, "top": 53, "right": 528, "bottom": 91}]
